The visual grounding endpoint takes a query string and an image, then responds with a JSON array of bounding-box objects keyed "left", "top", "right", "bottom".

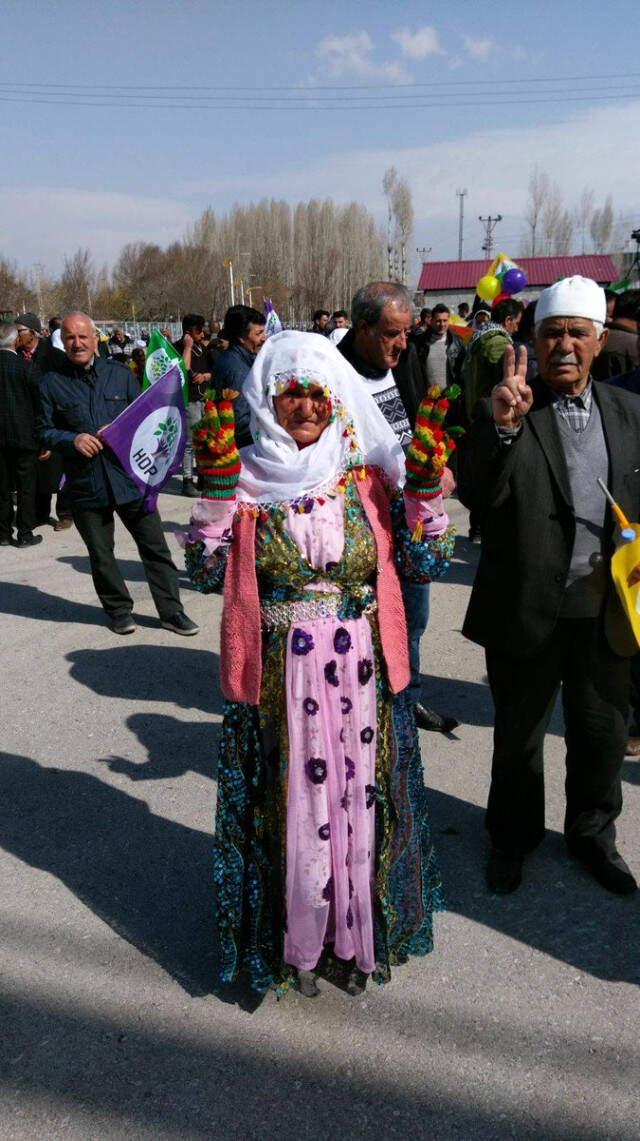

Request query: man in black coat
[
  {"left": 461, "top": 276, "right": 639, "bottom": 897},
  {"left": 339, "top": 281, "right": 458, "bottom": 735},
  {"left": 37, "top": 312, "right": 199, "bottom": 637},
  {"left": 0, "top": 322, "right": 41, "bottom": 547}
]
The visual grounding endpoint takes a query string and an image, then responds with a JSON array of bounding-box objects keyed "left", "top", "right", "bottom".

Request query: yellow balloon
[{"left": 477, "top": 274, "right": 501, "bottom": 302}]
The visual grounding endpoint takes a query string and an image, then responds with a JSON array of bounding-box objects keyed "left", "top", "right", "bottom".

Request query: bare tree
[
  {"left": 523, "top": 167, "right": 549, "bottom": 256},
  {"left": 554, "top": 209, "right": 574, "bottom": 256},
  {"left": 541, "top": 183, "right": 563, "bottom": 255},
  {"left": 0, "top": 257, "right": 35, "bottom": 315},
  {"left": 382, "top": 167, "right": 398, "bottom": 279},
  {"left": 590, "top": 195, "right": 614, "bottom": 253},
  {"left": 58, "top": 249, "right": 95, "bottom": 314},
  {"left": 575, "top": 189, "right": 594, "bottom": 254}
]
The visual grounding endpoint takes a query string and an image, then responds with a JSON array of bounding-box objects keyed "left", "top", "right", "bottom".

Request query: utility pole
[
  {"left": 478, "top": 214, "right": 502, "bottom": 260},
  {"left": 456, "top": 189, "right": 468, "bottom": 261},
  {"left": 33, "top": 262, "right": 44, "bottom": 321},
  {"left": 223, "top": 258, "right": 235, "bottom": 306}
]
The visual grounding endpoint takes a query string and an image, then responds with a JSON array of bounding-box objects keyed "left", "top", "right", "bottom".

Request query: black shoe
[
  {"left": 346, "top": 967, "right": 368, "bottom": 997},
  {"left": 414, "top": 703, "right": 460, "bottom": 733},
  {"left": 182, "top": 479, "right": 200, "bottom": 498},
  {"left": 297, "top": 970, "right": 320, "bottom": 998},
  {"left": 161, "top": 611, "right": 200, "bottom": 636},
  {"left": 0, "top": 537, "right": 11, "bottom": 546},
  {"left": 569, "top": 842, "right": 637, "bottom": 896},
  {"left": 16, "top": 533, "right": 43, "bottom": 548},
  {"left": 487, "top": 848, "right": 523, "bottom": 894},
  {"left": 109, "top": 614, "right": 137, "bottom": 635}
]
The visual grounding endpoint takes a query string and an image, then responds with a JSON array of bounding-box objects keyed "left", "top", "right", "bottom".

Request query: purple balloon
[{"left": 502, "top": 267, "right": 528, "bottom": 295}]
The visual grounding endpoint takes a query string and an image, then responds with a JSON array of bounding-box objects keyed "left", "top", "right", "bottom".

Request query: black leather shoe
[
  {"left": 414, "top": 703, "right": 460, "bottom": 733},
  {"left": 569, "top": 843, "right": 637, "bottom": 896},
  {"left": 182, "top": 479, "right": 200, "bottom": 498},
  {"left": 161, "top": 611, "right": 200, "bottom": 636},
  {"left": 16, "top": 532, "right": 43, "bottom": 548},
  {"left": 109, "top": 614, "right": 137, "bottom": 635},
  {"left": 487, "top": 848, "right": 523, "bottom": 894}
]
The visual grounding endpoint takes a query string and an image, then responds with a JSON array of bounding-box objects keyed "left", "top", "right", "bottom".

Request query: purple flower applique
[
  {"left": 358, "top": 658, "right": 373, "bottom": 686},
  {"left": 339, "top": 727, "right": 345, "bottom": 743},
  {"left": 292, "top": 628, "right": 315, "bottom": 656},
  {"left": 346, "top": 905, "right": 354, "bottom": 929},
  {"left": 306, "top": 757, "right": 327, "bottom": 785},
  {"left": 340, "top": 696, "right": 353, "bottom": 715},
  {"left": 318, "top": 823, "right": 330, "bottom": 841},
  {"left": 345, "top": 756, "right": 356, "bottom": 781},
  {"left": 333, "top": 627, "right": 352, "bottom": 655},
  {"left": 340, "top": 791, "right": 350, "bottom": 811},
  {"left": 303, "top": 697, "right": 319, "bottom": 716},
  {"left": 347, "top": 822, "right": 353, "bottom": 837},
  {"left": 360, "top": 726, "right": 374, "bottom": 744},
  {"left": 325, "top": 560, "right": 339, "bottom": 572},
  {"left": 365, "top": 784, "right": 376, "bottom": 809},
  {"left": 349, "top": 877, "right": 354, "bottom": 898},
  {"left": 322, "top": 876, "right": 334, "bottom": 902},
  {"left": 324, "top": 660, "right": 339, "bottom": 687}
]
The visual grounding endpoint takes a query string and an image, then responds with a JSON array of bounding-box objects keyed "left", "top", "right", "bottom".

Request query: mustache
[{"left": 549, "top": 351, "right": 578, "bottom": 366}]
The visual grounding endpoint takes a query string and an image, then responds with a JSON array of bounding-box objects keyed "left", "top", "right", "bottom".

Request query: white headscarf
[{"left": 236, "top": 330, "right": 405, "bottom": 505}]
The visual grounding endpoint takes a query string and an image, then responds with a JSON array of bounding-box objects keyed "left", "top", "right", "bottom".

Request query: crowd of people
[{"left": 1, "top": 273, "right": 640, "bottom": 999}]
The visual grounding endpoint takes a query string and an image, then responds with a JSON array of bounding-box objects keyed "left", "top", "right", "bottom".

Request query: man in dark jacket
[
  {"left": 214, "top": 305, "right": 267, "bottom": 448},
  {"left": 414, "top": 304, "right": 465, "bottom": 390},
  {"left": 37, "top": 312, "right": 199, "bottom": 637},
  {"left": 592, "top": 289, "right": 640, "bottom": 380},
  {"left": 0, "top": 322, "right": 41, "bottom": 547},
  {"left": 461, "top": 276, "right": 639, "bottom": 898},
  {"left": 173, "top": 313, "right": 218, "bottom": 497},
  {"left": 339, "top": 281, "right": 458, "bottom": 735},
  {"left": 15, "top": 311, "right": 72, "bottom": 529}
]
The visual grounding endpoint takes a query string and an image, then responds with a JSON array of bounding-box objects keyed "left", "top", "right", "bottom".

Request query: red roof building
[{"left": 418, "top": 255, "right": 619, "bottom": 306}]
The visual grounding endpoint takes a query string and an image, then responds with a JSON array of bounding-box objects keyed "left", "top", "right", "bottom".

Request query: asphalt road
[{"left": 2, "top": 487, "right": 639, "bottom": 1140}]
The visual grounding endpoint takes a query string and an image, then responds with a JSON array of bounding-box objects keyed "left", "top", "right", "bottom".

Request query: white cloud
[
  {"left": 316, "top": 31, "right": 411, "bottom": 84},
  {"left": 464, "top": 36, "right": 494, "bottom": 59},
  {"left": 392, "top": 25, "right": 444, "bottom": 60},
  {"left": 0, "top": 187, "right": 192, "bottom": 272}
]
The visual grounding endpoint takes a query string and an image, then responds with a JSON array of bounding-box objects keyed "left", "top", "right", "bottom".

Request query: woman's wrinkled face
[{"left": 273, "top": 383, "right": 332, "bottom": 448}]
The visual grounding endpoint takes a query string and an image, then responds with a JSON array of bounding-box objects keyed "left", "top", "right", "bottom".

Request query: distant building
[{"left": 417, "top": 255, "right": 620, "bottom": 310}]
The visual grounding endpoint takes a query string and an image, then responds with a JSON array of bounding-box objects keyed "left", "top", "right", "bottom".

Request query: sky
[{"left": 2, "top": 0, "right": 640, "bottom": 281}]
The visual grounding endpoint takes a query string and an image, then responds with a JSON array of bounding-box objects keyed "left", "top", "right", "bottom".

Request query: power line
[
  {"left": 1, "top": 91, "right": 640, "bottom": 112},
  {"left": 1, "top": 70, "right": 639, "bottom": 92}
]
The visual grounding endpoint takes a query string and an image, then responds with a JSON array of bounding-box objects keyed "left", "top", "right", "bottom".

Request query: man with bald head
[
  {"left": 462, "top": 277, "right": 640, "bottom": 897},
  {"left": 37, "top": 313, "right": 198, "bottom": 636}
]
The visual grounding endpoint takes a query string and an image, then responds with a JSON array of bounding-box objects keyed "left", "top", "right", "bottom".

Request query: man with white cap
[{"left": 462, "top": 276, "right": 640, "bottom": 896}]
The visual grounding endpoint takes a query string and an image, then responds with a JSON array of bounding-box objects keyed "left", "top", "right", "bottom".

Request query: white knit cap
[{"left": 535, "top": 275, "right": 606, "bottom": 326}]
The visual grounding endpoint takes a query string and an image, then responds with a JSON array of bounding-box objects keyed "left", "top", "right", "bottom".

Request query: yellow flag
[{"left": 611, "top": 529, "right": 640, "bottom": 650}]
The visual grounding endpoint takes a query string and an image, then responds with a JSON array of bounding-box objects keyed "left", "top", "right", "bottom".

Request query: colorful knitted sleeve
[
  {"left": 405, "top": 384, "right": 463, "bottom": 538},
  {"left": 192, "top": 390, "right": 242, "bottom": 500}
]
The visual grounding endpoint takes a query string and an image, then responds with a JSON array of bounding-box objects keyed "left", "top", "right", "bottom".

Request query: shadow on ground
[
  {"left": 1, "top": 747, "right": 637, "bottom": 1004},
  {"left": 0, "top": 581, "right": 160, "bottom": 629},
  {"left": 66, "top": 645, "right": 223, "bottom": 715}
]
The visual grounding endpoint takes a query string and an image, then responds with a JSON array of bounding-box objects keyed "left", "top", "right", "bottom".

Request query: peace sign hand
[{"left": 491, "top": 345, "right": 533, "bottom": 429}]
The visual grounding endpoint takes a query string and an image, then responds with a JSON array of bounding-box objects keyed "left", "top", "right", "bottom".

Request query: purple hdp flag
[{"left": 101, "top": 363, "right": 186, "bottom": 512}]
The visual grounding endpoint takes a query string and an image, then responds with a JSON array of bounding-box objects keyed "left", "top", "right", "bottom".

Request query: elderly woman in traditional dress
[{"left": 181, "top": 331, "right": 455, "bottom": 996}]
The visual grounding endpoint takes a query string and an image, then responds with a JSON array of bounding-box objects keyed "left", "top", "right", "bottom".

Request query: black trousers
[
  {"left": 0, "top": 446, "right": 38, "bottom": 540},
  {"left": 486, "top": 618, "right": 629, "bottom": 857},
  {"left": 72, "top": 499, "right": 183, "bottom": 620}
]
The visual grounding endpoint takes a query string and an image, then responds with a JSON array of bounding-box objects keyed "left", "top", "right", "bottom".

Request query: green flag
[{"left": 143, "top": 329, "right": 189, "bottom": 405}]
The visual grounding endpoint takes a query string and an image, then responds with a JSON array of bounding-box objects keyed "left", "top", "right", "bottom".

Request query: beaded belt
[{"left": 260, "top": 591, "right": 377, "bottom": 630}]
